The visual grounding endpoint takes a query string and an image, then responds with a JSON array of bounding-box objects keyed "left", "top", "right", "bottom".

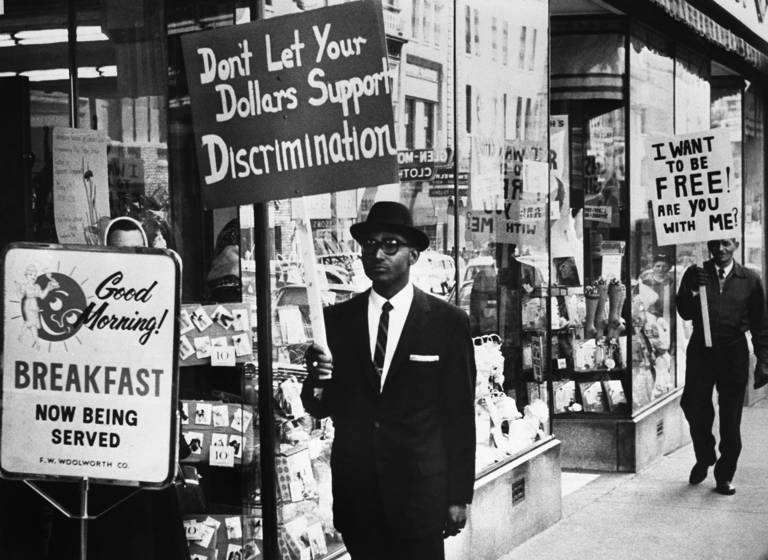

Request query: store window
[
  {"left": 628, "top": 27, "right": 676, "bottom": 411},
  {"left": 550, "top": 20, "right": 629, "bottom": 418},
  {"left": 743, "top": 84, "right": 765, "bottom": 279},
  {"left": 459, "top": 0, "right": 551, "bottom": 473}
]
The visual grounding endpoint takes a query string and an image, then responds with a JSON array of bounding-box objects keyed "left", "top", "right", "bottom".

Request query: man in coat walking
[
  {"left": 301, "top": 201, "right": 476, "bottom": 560},
  {"left": 677, "top": 238, "right": 768, "bottom": 496}
]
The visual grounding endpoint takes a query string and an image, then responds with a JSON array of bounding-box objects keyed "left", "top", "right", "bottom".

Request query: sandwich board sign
[{"left": 1, "top": 243, "right": 180, "bottom": 487}]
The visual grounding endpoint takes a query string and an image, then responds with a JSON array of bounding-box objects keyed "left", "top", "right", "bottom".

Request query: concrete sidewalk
[{"left": 499, "top": 398, "right": 768, "bottom": 560}]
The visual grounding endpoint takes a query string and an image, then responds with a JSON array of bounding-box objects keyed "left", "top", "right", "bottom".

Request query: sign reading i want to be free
[
  {"left": 181, "top": 0, "right": 398, "bottom": 209},
  {"left": 1, "top": 244, "right": 180, "bottom": 487},
  {"left": 645, "top": 128, "right": 739, "bottom": 246}
]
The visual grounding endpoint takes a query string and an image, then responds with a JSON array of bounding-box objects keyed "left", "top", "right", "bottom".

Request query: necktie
[
  {"left": 373, "top": 301, "right": 393, "bottom": 382},
  {"left": 718, "top": 268, "right": 726, "bottom": 290}
]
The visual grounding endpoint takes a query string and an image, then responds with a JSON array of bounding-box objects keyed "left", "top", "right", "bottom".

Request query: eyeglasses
[{"left": 361, "top": 237, "right": 410, "bottom": 255}]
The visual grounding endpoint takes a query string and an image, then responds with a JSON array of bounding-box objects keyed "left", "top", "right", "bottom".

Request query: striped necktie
[
  {"left": 718, "top": 268, "right": 726, "bottom": 291},
  {"left": 373, "top": 301, "right": 393, "bottom": 383}
]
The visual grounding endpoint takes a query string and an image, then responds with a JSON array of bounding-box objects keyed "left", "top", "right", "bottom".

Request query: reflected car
[
  {"left": 463, "top": 256, "right": 496, "bottom": 282},
  {"left": 446, "top": 276, "right": 498, "bottom": 336},
  {"left": 411, "top": 250, "right": 456, "bottom": 295},
  {"left": 275, "top": 283, "right": 358, "bottom": 313}
]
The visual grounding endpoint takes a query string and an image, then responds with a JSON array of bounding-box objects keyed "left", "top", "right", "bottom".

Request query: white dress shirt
[
  {"left": 368, "top": 283, "right": 414, "bottom": 389},
  {"left": 718, "top": 260, "right": 734, "bottom": 291}
]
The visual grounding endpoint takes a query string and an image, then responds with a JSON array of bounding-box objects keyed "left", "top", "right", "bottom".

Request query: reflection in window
[
  {"left": 503, "top": 21, "right": 509, "bottom": 66},
  {"left": 492, "top": 17, "right": 498, "bottom": 61},
  {"left": 529, "top": 29, "right": 537, "bottom": 71},
  {"left": 465, "top": 5, "right": 471, "bottom": 54},
  {"left": 629, "top": 28, "right": 677, "bottom": 409},
  {"left": 744, "top": 85, "right": 765, "bottom": 279}
]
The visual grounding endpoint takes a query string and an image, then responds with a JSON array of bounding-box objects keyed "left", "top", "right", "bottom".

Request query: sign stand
[{"left": 23, "top": 478, "right": 142, "bottom": 560}]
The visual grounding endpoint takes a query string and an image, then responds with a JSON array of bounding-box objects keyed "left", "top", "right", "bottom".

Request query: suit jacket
[
  {"left": 676, "top": 260, "right": 768, "bottom": 379},
  {"left": 301, "top": 287, "right": 477, "bottom": 539}
]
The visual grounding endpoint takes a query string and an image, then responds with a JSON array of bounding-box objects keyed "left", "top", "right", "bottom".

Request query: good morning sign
[
  {"left": 181, "top": 0, "right": 398, "bottom": 208},
  {"left": 1, "top": 244, "right": 180, "bottom": 487},
  {"left": 645, "top": 128, "right": 739, "bottom": 246}
]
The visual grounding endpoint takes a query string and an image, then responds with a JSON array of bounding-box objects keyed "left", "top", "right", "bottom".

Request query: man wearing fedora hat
[{"left": 301, "top": 201, "right": 476, "bottom": 560}]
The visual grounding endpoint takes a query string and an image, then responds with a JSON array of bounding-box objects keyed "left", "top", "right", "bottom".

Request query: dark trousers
[
  {"left": 339, "top": 491, "right": 445, "bottom": 560},
  {"left": 681, "top": 341, "right": 748, "bottom": 483},
  {"left": 342, "top": 528, "right": 445, "bottom": 560}
]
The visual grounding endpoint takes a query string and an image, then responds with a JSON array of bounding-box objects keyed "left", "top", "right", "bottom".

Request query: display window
[
  {"left": 550, "top": 19, "right": 631, "bottom": 417},
  {"left": 550, "top": 15, "right": 765, "bottom": 423}
]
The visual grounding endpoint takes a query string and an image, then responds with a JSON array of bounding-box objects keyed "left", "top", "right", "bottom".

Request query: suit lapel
[
  {"left": 382, "top": 288, "right": 431, "bottom": 394},
  {"left": 351, "top": 290, "right": 382, "bottom": 394}
]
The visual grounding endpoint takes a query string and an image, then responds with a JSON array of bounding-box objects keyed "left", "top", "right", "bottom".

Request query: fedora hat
[{"left": 350, "top": 201, "right": 429, "bottom": 251}]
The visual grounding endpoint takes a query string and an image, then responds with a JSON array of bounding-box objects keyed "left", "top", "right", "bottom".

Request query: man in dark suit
[
  {"left": 301, "top": 201, "right": 476, "bottom": 560},
  {"left": 677, "top": 238, "right": 768, "bottom": 496}
]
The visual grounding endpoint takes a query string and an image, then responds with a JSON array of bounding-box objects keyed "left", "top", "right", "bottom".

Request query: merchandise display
[
  {"left": 180, "top": 401, "right": 256, "bottom": 467},
  {"left": 273, "top": 367, "right": 343, "bottom": 560},
  {"left": 184, "top": 514, "right": 263, "bottom": 560},
  {"left": 474, "top": 335, "right": 549, "bottom": 471}
]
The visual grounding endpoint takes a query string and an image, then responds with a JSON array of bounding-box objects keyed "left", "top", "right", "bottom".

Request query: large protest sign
[
  {"left": 1, "top": 244, "right": 180, "bottom": 486},
  {"left": 181, "top": 0, "right": 398, "bottom": 208},
  {"left": 645, "top": 128, "right": 738, "bottom": 246}
]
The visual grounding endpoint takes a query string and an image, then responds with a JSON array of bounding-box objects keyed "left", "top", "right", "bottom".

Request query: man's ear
[{"left": 409, "top": 249, "right": 420, "bottom": 265}]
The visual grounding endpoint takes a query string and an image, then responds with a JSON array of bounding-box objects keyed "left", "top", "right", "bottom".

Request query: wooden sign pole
[
  {"left": 700, "top": 285, "right": 712, "bottom": 347},
  {"left": 294, "top": 197, "right": 328, "bottom": 351}
]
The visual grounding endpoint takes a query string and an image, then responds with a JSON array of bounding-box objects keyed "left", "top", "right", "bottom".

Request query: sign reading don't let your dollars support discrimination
[
  {"left": 1, "top": 244, "right": 180, "bottom": 487},
  {"left": 181, "top": 0, "right": 399, "bottom": 209}
]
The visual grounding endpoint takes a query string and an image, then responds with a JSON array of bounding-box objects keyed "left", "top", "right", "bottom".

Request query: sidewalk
[{"left": 499, "top": 398, "right": 768, "bottom": 560}]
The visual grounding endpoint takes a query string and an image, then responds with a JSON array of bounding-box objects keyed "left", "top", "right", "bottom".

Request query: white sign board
[
  {"left": 645, "top": 128, "right": 738, "bottom": 246},
  {"left": 1, "top": 244, "right": 180, "bottom": 487}
]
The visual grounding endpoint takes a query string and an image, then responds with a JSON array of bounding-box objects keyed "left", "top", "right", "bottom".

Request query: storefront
[
  {"left": 1, "top": 0, "right": 766, "bottom": 559},
  {"left": 548, "top": 0, "right": 768, "bottom": 470},
  {"left": 0, "top": 1, "right": 559, "bottom": 559}
]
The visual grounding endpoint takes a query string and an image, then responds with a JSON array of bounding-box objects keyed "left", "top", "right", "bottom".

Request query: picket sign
[{"left": 645, "top": 129, "right": 737, "bottom": 349}]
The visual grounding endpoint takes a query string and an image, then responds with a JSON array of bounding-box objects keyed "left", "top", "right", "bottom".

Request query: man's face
[
  {"left": 108, "top": 229, "right": 145, "bottom": 248},
  {"left": 707, "top": 238, "right": 738, "bottom": 267},
  {"left": 361, "top": 231, "right": 417, "bottom": 292}
]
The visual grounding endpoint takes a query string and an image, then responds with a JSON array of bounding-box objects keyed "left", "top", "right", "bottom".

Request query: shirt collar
[
  {"left": 718, "top": 261, "right": 734, "bottom": 278},
  {"left": 370, "top": 282, "right": 414, "bottom": 311}
]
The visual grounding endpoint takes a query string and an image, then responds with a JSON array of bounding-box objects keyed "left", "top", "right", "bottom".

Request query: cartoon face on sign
[{"left": 18, "top": 267, "right": 86, "bottom": 345}]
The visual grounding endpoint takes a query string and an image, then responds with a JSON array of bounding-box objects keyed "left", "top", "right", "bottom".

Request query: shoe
[
  {"left": 714, "top": 481, "right": 736, "bottom": 495},
  {"left": 688, "top": 463, "right": 709, "bottom": 485}
]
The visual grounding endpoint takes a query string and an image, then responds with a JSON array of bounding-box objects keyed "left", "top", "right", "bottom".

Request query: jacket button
[{"left": 374, "top": 421, "right": 380, "bottom": 429}]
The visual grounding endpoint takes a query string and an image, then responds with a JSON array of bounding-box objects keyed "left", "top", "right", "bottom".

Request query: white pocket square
[{"left": 409, "top": 354, "right": 439, "bottom": 362}]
